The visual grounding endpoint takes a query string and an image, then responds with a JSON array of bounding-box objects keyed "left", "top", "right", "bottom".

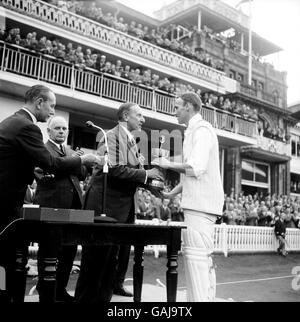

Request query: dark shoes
[
  {"left": 113, "top": 286, "right": 133, "bottom": 297},
  {"left": 56, "top": 290, "right": 75, "bottom": 302}
]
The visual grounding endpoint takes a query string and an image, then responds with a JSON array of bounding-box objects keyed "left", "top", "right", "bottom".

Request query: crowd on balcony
[
  {"left": 219, "top": 191, "right": 300, "bottom": 228},
  {"left": 1, "top": 27, "right": 272, "bottom": 127},
  {"left": 190, "top": 24, "right": 274, "bottom": 67},
  {"left": 257, "top": 120, "right": 288, "bottom": 142},
  {"left": 45, "top": 0, "right": 224, "bottom": 71}
]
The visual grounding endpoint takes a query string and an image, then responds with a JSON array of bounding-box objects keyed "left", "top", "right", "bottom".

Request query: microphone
[{"left": 86, "top": 121, "right": 109, "bottom": 156}]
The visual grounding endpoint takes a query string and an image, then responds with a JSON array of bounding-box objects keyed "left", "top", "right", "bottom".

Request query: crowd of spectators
[
  {"left": 257, "top": 120, "right": 287, "bottom": 142},
  {"left": 47, "top": 0, "right": 224, "bottom": 71},
  {"left": 136, "top": 181, "right": 184, "bottom": 223},
  {"left": 219, "top": 191, "right": 300, "bottom": 228},
  {"left": 1, "top": 27, "right": 286, "bottom": 136}
]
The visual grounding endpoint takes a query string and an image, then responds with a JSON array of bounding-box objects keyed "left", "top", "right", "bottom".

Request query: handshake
[
  {"left": 79, "top": 153, "right": 105, "bottom": 168},
  {"left": 71, "top": 147, "right": 105, "bottom": 168}
]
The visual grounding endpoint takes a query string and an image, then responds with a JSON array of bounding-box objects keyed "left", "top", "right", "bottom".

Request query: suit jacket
[
  {"left": 275, "top": 219, "right": 286, "bottom": 237},
  {"left": 159, "top": 205, "right": 171, "bottom": 221},
  {"left": 0, "top": 109, "right": 81, "bottom": 229},
  {"left": 34, "top": 140, "right": 86, "bottom": 209},
  {"left": 84, "top": 124, "right": 146, "bottom": 223}
]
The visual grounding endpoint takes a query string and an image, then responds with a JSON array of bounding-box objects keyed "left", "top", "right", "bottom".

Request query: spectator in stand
[
  {"left": 98, "top": 55, "right": 106, "bottom": 72},
  {"left": 222, "top": 203, "right": 237, "bottom": 225},
  {"left": 245, "top": 204, "right": 258, "bottom": 226},
  {"left": 169, "top": 197, "right": 184, "bottom": 222},
  {"left": 121, "top": 65, "right": 130, "bottom": 79},
  {"left": 115, "top": 60, "right": 123, "bottom": 77},
  {"left": 138, "top": 194, "right": 155, "bottom": 220},
  {"left": 159, "top": 199, "right": 171, "bottom": 221}
]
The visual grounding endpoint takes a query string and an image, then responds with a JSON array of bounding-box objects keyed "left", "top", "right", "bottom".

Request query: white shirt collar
[
  {"left": 119, "top": 123, "right": 134, "bottom": 142},
  {"left": 22, "top": 107, "right": 37, "bottom": 124},
  {"left": 49, "top": 138, "right": 64, "bottom": 150},
  {"left": 187, "top": 113, "right": 203, "bottom": 130}
]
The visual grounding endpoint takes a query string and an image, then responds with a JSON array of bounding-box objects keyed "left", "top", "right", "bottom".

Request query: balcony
[
  {"left": 0, "top": 0, "right": 236, "bottom": 93},
  {"left": 238, "top": 83, "right": 283, "bottom": 108},
  {"left": 0, "top": 41, "right": 257, "bottom": 140}
]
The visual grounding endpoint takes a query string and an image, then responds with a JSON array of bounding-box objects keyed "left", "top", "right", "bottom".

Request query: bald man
[{"left": 34, "top": 116, "right": 88, "bottom": 302}]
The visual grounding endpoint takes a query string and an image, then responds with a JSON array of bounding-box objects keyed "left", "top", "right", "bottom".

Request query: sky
[{"left": 118, "top": 0, "right": 300, "bottom": 106}]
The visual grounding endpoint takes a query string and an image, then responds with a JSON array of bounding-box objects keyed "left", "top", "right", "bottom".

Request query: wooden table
[{"left": 3, "top": 220, "right": 185, "bottom": 303}]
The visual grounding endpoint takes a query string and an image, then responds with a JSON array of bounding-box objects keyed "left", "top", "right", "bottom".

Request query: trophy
[{"left": 147, "top": 135, "right": 169, "bottom": 190}]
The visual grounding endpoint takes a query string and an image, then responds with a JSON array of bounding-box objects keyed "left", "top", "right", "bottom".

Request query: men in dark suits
[
  {"left": 34, "top": 116, "right": 87, "bottom": 302},
  {"left": 0, "top": 84, "right": 99, "bottom": 302},
  {"left": 75, "top": 102, "right": 163, "bottom": 303}
]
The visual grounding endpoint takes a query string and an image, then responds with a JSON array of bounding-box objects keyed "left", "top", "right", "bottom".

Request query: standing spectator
[{"left": 274, "top": 212, "right": 287, "bottom": 257}]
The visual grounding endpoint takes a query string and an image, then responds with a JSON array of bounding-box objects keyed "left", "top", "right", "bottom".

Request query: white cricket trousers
[{"left": 182, "top": 210, "right": 217, "bottom": 302}]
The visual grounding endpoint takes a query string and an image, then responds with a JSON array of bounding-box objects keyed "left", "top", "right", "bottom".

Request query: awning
[{"left": 241, "top": 146, "right": 291, "bottom": 163}]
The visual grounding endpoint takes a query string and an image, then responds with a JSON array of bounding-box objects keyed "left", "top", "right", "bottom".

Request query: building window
[
  {"left": 251, "top": 79, "right": 257, "bottom": 88},
  {"left": 229, "top": 70, "right": 236, "bottom": 79},
  {"left": 237, "top": 73, "right": 244, "bottom": 83},
  {"left": 241, "top": 160, "right": 270, "bottom": 195},
  {"left": 258, "top": 82, "right": 264, "bottom": 91},
  {"left": 291, "top": 139, "right": 296, "bottom": 156},
  {"left": 297, "top": 142, "right": 300, "bottom": 157},
  {"left": 291, "top": 173, "right": 300, "bottom": 194}
]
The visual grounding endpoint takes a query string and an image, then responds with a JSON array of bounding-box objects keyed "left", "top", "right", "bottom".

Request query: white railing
[
  {"left": 0, "top": 41, "right": 257, "bottom": 138},
  {"left": 28, "top": 223, "right": 300, "bottom": 258},
  {"left": 0, "top": 0, "right": 231, "bottom": 89}
]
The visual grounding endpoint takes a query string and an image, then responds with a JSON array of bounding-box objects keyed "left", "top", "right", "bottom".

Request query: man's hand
[
  {"left": 161, "top": 191, "right": 176, "bottom": 199},
  {"left": 151, "top": 157, "right": 171, "bottom": 169},
  {"left": 34, "top": 167, "right": 55, "bottom": 181},
  {"left": 146, "top": 168, "right": 164, "bottom": 181},
  {"left": 72, "top": 147, "right": 84, "bottom": 157},
  {"left": 80, "top": 154, "right": 99, "bottom": 167}
]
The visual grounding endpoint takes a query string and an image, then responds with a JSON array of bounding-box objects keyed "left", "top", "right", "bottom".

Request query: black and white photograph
[{"left": 0, "top": 0, "right": 300, "bottom": 308}]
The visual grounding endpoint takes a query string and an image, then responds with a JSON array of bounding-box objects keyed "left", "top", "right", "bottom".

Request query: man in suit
[
  {"left": 34, "top": 116, "right": 88, "bottom": 302},
  {"left": 160, "top": 198, "right": 171, "bottom": 221},
  {"left": 0, "top": 84, "right": 99, "bottom": 302},
  {"left": 275, "top": 212, "right": 287, "bottom": 257},
  {"left": 75, "top": 102, "right": 163, "bottom": 303}
]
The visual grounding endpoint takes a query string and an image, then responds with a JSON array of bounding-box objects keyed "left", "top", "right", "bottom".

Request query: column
[
  {"left": 225, "top": 148, "right": 241, "bottom": 195},
  {"left": 240, "top": 32, "right": 244, "bottom": 54},
  {"left": 197, "top": 10, "right": 202, "bottom": 32}
]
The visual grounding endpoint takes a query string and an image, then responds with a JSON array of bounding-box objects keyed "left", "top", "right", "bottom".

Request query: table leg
[
  {"left": 133, "top": 245, "right": 144, "bottom": 302},
  {"left": 38, "top": 229, "right": 60, "bottom": 303},
  {"left": 166, "top": 245, "right": 178, "bottom": 302},
  {"left": 12, "top": 245, "right": 28, "bottom": 303}
]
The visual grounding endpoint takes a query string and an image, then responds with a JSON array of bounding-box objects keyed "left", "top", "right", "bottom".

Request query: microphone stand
[{"left": 86, "top": 121, "right": 114, "bottom": 222}]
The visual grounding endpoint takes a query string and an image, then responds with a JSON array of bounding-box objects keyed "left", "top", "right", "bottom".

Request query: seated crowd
[
  {"left": 135, "top": 184, "right": 184, "bottom": 223},
  {"left": 220, "top": 191, "right": 300, "bottom": 228},
  {"left": 48, "top": 0, "right": 224, "bottom": 71},
  {"left": 1, "top": 28, "right": 285, "bottom": 134}
]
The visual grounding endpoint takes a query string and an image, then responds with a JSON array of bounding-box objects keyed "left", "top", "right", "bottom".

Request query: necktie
[{"left": 59, "top": 144, "right": 65, "bottom": 155}]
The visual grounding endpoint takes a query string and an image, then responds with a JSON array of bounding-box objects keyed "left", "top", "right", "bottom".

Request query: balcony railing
[
  {"left": 0, "top": 0, "right": 229, "bottom": 89},
  {"left": 239, "top": 83, "right": 282, "bottom": 108},
  {"left": 0, "top": 41, "right": 257, "bottom": 138}
]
